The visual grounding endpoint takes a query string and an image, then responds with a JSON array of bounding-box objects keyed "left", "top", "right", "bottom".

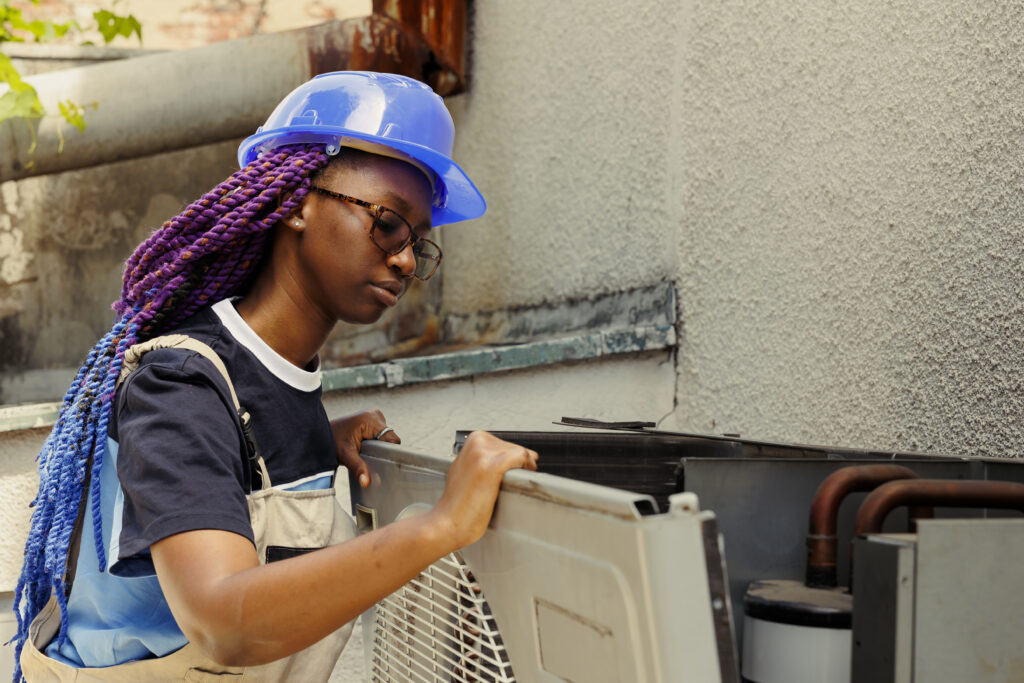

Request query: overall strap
[{"left": 117, "top": 334, "right": 272, "bottom": 491}]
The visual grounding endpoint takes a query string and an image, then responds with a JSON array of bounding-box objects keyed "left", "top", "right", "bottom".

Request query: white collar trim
[{"left": 212, "top": 298, "right": 322, "bottom": 392}]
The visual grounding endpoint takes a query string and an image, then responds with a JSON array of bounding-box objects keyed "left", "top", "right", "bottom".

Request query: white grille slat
[
  {"left": 369, "top": 551, "right": 516, "bottom": 682},
  {"left": 385, "top": 567, "right": 504, "bottom": 651},
  {"left": 374, "top": 598, "right": 509, "bottom": 673},
  {"left": 370, "top": 643, "right": 447, "bottom": 683},
  {"left": 373, "top": 621, "right": 461, "bottom": 675},
  {"left": 407, "top": 564, "right": 488, "bottom": 609},
  {"left": 405, "top": 573, "right": 487, "bottom": 613},
  {"left": 375, "top": 600, "right": 510, "bottom": 671},
  {"left": 373, "top": 631, "right": 497, "bottom": 683},
  {"left": 377, "top": 586, "right": 509, "bottom": 668},
  {"left": 381, "top": 583, "right": 503, "bottom": 647},
  {"left": 371, "top": 636, "right": 450, "bottom": 682}
]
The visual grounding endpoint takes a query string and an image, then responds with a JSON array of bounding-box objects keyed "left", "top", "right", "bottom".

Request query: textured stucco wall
[
  {"left": 450, "top": 1, "right": 1024, "bottom": 457},
  {"left": 671, "top": 1, "right": 1024, "bottom": 456},
  {"left": 442, "top": 1, "right": 679, "bottom": 314}
]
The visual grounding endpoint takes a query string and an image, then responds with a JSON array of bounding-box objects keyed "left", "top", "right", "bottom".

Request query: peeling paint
[
  {"left": 383, "top": 363, "right": 406, "bottom": 387},
  {"left": 0, "top": 226, "right": 31, "bottom": 285},
  {"left": 443, "top": 282, "right": 676, "bottom": 347},
  {"left": 334, "top": 321, "right": 672, "bottom": 393},
  {"left": 1, "top": 182, "right": 19, "bottom": 215},
  {"left": 322, "top": 364, "right": 386, "bottom": 393},
  {"left": 44, "top": 208, "right": 126, "bottom": 252}
]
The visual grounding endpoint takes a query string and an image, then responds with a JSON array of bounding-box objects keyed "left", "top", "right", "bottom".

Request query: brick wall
[{"left": 10, "top": 0, "right": 370, "bottom": 50}]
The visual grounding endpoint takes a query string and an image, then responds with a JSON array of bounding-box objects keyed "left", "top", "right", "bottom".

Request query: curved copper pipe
[
  {"left": 806, "top": 465, "right": 921, "bottom": 588},
  {"left": 855, "top": 479, "right": 1024, "bottom": 535}
]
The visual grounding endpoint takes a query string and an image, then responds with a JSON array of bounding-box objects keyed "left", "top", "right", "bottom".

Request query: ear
[{"left": 279, "top": 191, "right": 308, "bottom": 232}]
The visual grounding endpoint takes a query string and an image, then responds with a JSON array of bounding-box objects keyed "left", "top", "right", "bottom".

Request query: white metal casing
[
  {"left": 351, "top": 441, "right": 739, "bottom": 682},
  {"left": 851, "top": 518, "right": 1024, "bottom": 683}
]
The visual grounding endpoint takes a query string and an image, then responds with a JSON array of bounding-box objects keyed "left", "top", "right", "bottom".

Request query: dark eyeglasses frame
[{"left": 309, "top": 185, "right": 442, "bottom": 281}]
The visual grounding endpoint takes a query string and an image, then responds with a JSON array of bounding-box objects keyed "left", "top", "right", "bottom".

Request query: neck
[{"left": 234, "top": 249, "right": 334, "bottom": 370}]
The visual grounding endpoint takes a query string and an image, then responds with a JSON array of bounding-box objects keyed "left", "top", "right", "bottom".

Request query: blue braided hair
[{"left": 11, "top": 144, "right": 332, "bottom": 681}]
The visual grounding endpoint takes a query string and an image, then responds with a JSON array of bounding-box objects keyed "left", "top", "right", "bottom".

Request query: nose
[{"left": 387, "top": 241, "right": 417, "bottom": 278}]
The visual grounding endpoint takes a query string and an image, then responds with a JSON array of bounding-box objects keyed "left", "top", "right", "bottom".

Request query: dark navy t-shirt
[
  {"left": 111, "top": 298, "right": 338, "bottom": 559},
  {"left": 47, "top": 298, "right": 340, "bottom": 668}
]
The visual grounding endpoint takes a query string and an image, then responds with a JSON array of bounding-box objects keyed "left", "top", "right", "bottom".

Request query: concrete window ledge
[
  {"left": 323, "top": 321, "right": 676, "bottom": 393},
  {"left": 0, "top": 282, "right": 677, "bottom": 433},
  {"left": 0, "top": 402, "right": 64, "bottom": 433}
]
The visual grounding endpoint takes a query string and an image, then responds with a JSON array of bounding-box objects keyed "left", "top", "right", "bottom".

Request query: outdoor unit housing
[
  {"left": 351, "top": 431, "right": 1024, "bottom": 682},
  {"left": 351, "top": 441, "right": 740, "bottom": 683},
  {"left": 851, "top": 518, "right": 1024, "bottom": 683}
]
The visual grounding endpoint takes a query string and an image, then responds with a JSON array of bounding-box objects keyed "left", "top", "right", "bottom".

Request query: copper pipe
[
  {"left": 855, "top": 479, "right": 1024, "bottom": 535},
  {"left": 908, "top": 503, "right": 936, "bottom": 531},
  {"left": 805, "top": 465, "right": 921, "bottom": 588}
]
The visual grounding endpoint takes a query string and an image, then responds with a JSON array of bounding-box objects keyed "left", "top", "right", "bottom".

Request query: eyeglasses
[{"left": 309, "top": 185, "right": 442, "bottom": 281}]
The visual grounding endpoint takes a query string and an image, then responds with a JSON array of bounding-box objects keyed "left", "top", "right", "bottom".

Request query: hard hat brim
[{"left": 237, "top": 128, "right": 486, "bottom": 227}]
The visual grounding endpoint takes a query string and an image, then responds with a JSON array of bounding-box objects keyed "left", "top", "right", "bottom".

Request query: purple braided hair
[{"left": 13, "top": 143, "right": 332, "bottom": 682}]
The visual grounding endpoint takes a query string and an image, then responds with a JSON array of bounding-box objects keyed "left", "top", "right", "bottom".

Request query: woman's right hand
[{"left": 431, "top": 430, "right": 538, "bottom": 551}]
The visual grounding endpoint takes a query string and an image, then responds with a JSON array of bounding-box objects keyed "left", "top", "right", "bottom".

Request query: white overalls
[{"left": 21, "top": 336, "right": 356, "bottom": 682}]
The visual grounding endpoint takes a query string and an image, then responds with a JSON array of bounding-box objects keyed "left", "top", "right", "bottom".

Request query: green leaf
[
  {"left": 1, "top": 4, "right": 75, "bottom": 43},
  {"left": 23, "top": 19, "right": 52, "bottom": 41},
  {"left": 0, "top": 2, "right": 141, "bottom": 154},
  {"left": 0, "top": 52, "right": 43, "bottom": 128},
  {"left": 0, "top": 88, "right": 43, "bottom": 123},
  {"left": 51, "top": 20, "right": 74, "bottom": 38},
  {"left": 0, "top": 50, "right": 29, "bottom": 89},
  {"left": 0, "top": 6, "right": 27, "bottom": 41},
  {"left": 57, "top": 99, "right": 87, "bottom": 132},
  {"left": 93, "top": 9, "right": 142, "bottom": 45}
]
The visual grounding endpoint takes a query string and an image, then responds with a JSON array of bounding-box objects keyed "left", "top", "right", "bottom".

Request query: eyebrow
[{"left": 381, "top": 191, "right": 431, "bottom": 232}]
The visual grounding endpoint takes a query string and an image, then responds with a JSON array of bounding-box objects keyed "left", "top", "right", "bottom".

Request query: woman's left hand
[{"left": 330, "top": 409, "right": 400, "bottom": 488}]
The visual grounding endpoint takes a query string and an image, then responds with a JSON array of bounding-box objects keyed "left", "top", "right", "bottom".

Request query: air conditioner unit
[{"left": 351, "top": 441, "right": 740, "bottom": 683}]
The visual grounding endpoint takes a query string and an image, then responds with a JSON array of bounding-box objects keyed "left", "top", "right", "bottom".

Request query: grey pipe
[{"left": 0, "top": 16, "right": 435, "bottom": 181}]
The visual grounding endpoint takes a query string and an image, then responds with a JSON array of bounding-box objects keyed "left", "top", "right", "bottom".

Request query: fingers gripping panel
[{"left": 370, "top": 551, "right": 516, "bottom": 682}]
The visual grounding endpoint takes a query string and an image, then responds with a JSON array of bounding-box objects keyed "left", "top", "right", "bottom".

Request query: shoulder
[{"left": 114, "top": 305, "right": 240, "bottom": 426}]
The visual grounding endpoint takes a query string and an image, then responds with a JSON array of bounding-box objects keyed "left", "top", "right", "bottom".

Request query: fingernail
[{"left": 360, "top": 474, "right": 370, "bottom": 487}]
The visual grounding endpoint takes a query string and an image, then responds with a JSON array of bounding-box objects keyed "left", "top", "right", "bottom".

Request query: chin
[{"left": 338, "top": 306, "right": 388, "bottom": 326}]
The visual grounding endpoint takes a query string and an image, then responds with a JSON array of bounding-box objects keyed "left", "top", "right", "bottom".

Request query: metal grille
[{"left": 370, "top": 551, "right": 516, "bottom": 682}]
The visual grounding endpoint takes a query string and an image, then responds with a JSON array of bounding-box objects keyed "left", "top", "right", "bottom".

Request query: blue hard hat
[{"left": 238, "top": 71, "right": 485, "bottom": 226}]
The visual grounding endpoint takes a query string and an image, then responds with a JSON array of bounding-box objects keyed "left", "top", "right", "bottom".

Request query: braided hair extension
[{"left": 12, "top": 143, "right": 332, "bottom": 680}]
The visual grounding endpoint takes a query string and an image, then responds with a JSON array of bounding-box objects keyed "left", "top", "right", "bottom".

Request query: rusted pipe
[
  {"left": 805, "top": 465, "right": 921, "bottom": 588},
  {"left": 373, "top": 0, "right": 466, "bottom": 93},
  {"left": 2, "top": 12, "right": 466, "bottom": 182},
  {"left": 855, "top": 479, "right": 1024, "bottom": 535}
]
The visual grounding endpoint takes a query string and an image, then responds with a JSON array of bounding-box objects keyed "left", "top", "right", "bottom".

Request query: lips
[
  {"left": 375, "top": 280, "right": 403, "bottom": 296},
  {"left": 370, "top": 280, "right": 404, "bottom": 307}
]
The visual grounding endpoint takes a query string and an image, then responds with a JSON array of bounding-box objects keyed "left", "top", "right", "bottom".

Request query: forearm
[
  {"left": 155, "top": 511, "right": 455, "bottom": 666},
  {"left": 155, "top": 430, "right": 537, "bottom": 668}
]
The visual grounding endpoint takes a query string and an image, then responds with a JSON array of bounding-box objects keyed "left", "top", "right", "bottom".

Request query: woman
[{"left": 14, "top": 71, "right": 537, "bottom": 682}]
